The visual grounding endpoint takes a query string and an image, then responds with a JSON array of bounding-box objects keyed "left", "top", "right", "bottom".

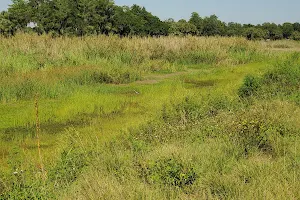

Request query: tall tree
[
  {"left": 2, "top": 0, "right": 300, "bottom": 41},
  {"left": 226, "top": 22, "right": 243, "bottom": 37},
  {"left": 169, "top": 19, "right": 197, "bottom": 36},
  {"left": 291, "top": 31, "right": 300, "bottom": 40},
  {"left": 262, "top": 23, "right": 283, "bottom": 40},
  {"left": 189, "top": 12, "right": 203, "bottom": 35},
  {"left": 293, "top": 23, "right": 300, "bottom": 32},
  {"left": 0, "top": 11, "right": 15, "bottom": 36},
  {"left": 28, "top": 0, "right": 115, "bottom": 36},
  {"left": 129, "top": 4, "right": 167, "bottom": 36},
  {"left": 202, "top": 15, "right": 225, "bottom": 36},
  {"left": 113, "top": 6, "right": 146, "bottom": 36},
  {"left": 244, "top": 27, "right": 267, "bottom": 40},
  {"left": 7, "top": 0, "right": 31, "bottom": 31},
  {"left": 282, "top": 22, "right": 294, "bottom": 39}
]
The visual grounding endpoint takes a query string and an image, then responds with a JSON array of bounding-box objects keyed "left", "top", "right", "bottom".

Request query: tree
[
  {"left": 202, "top": 15, "right": 225, "bottom": 36},
  {"left": 28, "top": 0, "right": 115, "bottom": 36},
  {"left": 262, "top": 23, "right": 283, "bottom": 40},
  {"left": 291, "top": 31, "right": 300, "bottom": 41},
  {"left": 30, "top": 0, "right": 63, "bottom": 35},
  {"left": 293, "top": 22, "right": 300, "bottom": 32},
  {"left": 226, "top": 22, "right": 243, "bottom": 37},
  {"left": 244, "top": 27, "right": 267, "bottom": 40},
  {"left": 169, "top": 19, "right": 197, "bottom": 36},
  {"left": 129, "top": 4, "right": 167, "bottom": 36},
  {"left": 282, "top": 22, "right": 294, "bottom": 39},
  {"left": 7, "top": 0, "right": 32, "bottom": 31},
  {"left": 0, "top": 11, "right": 15, "bottom": 36},
  {"left": 113, "top": 6, "right": 146, "bottom": 36},
  {"left": 87, "top": 0, "right": 115, "bottom": 35},
  {"left": 243, "top": 24, "right": 255, "bottom": 28},
  {"left": 189, "top": 12, "right": 203, "bottom": 35},
  {"left": 2, "top": 0, "right": 300, "bottom": 40}
]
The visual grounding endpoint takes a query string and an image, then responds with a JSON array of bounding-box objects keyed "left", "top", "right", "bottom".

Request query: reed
[{"left": 34, "top": 94, "right": 46, "bottom": 180}]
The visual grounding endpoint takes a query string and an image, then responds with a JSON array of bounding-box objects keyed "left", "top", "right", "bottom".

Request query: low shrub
[
  {"left": 238, "top": 75, "right": 261, "bottom": 98},
  {"left": 139, "top": 158, "right": 197, "bottom": 188},
  {"left": 262, "top": 53, "right": 300, "bottom": 94},
  {"left": 239, "top": 53, "right": 300, "bottom": 100},
  {"left": 228, "top": 107, "right": 297, "bottom": 156},
  {"left": 231, "top": 119, "right": 276, "bottom": 154}
]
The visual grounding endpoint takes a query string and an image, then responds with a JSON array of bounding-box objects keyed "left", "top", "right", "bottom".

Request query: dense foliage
[{"left": 1, "top": 0, "right": 300, "bottom": 40}]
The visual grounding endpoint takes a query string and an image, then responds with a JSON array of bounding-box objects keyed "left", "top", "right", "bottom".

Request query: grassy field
[{"left": 0, "top": 35, "right": 299, "bottom": 199}]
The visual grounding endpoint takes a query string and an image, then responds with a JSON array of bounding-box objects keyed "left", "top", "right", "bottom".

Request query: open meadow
[{"left": 0, "top": 35, "right": 300, "bottom": 199}]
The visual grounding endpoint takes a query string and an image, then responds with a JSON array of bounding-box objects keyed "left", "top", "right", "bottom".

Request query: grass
[{"left": 0, "top": 34, "right": 299, "bottom": 199}]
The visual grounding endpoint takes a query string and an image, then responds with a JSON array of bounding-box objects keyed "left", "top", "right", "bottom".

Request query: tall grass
[
  {"left": 0, "top": 34, "right": 266, "bottom": 73},
  {"left": 239, "top": 52, "right": 300, "bottom": 103},
  {"left": 0, "top": 34, "right": 270, "bottom": 102}
]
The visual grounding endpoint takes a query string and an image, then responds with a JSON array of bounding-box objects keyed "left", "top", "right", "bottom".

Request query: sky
[{"left": 1, "top": 0, "right": 299, "bottom": 25}]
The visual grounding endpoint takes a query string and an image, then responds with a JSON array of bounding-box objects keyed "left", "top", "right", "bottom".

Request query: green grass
[{"left": 0, "top": 35, "right": 299, "bottom": 199}]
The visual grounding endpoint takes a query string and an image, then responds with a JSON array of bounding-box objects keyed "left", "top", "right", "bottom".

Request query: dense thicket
[{"left": 1, "top": 0, "right": 300, "bottom": 40}]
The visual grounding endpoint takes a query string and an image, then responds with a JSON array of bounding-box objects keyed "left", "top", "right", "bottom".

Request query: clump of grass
[
  {"left": 238, "top": 75, "right": 261, "bottom": 98},
  {"left": 261, "top": 53, "right": 300, "bottom": 94},
  {"left": 229, "top": 114, "right": 282, "bottom": 156},
  {"left": 239, "top": 52, "right": 300, "bottom": 101},
  {"left": 138, "top": 157, "right": 197, "bottom": 189}
]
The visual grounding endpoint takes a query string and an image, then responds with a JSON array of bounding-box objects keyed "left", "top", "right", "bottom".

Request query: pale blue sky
[{"left": 1, "top": 0, "right": 299, "bottom": 24}]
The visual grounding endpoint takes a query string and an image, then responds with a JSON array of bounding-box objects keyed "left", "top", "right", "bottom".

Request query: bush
[
  {"left": 292, "top": 31, "right": 300, "bottom": 41},
  {"left": 231, "top": 119, "right": 274, "bottom": 154},
  {"left": 237, "top": 53, "right": 300, "bottom": 101},
  {"left": 228, "top": 109, "right": 295, "bottom": 156},
  {"left": 238, "top": 75, "right": 260, "bottom": 98},
  {"left": 49, "top": 149, "right": 88, "bottom": 188},
  {"left": 139, "top": 158, "right": 197, "bottom": 188},
  {"left": 262, "top": 53, "right": 300, "bottom": 89}
]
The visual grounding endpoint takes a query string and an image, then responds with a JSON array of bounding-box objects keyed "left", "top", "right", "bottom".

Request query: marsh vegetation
[{"left": 0, "top": 35, "right": 299, "bottom": 199}]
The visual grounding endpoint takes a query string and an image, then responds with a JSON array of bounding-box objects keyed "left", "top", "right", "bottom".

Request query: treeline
[{"left": 0, "top": 0, "right": 300, "bottom": 40}]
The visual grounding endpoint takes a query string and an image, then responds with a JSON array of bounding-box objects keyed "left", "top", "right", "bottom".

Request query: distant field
[{"left": 0, "top": 35, "right": 299, "bottom": 199}]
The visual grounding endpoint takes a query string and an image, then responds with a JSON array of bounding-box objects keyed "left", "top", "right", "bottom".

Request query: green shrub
[
  {"left": 139, "top": 158, "right": 197, "bottom": 188},
  {"left": 228, "top": 113, "right": 295, "bottom": 156},
  {"left": 232, "top": 119, "right": 275, "bottom": 154},
  {"left": 49, "top": 149, "right": 88, "bottom": 188},
  {"left": 262, "top": 53, "right": 300, "bottom": 92},
  {"left": 238, "top": 75, "right": 260, "bottom": 98},
  {"left": 237, "top": 53, "right": 300, "bottom": 102}
]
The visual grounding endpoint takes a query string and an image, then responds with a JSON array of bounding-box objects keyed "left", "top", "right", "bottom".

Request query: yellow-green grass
[
  {"left": 0, "top": 35, "right": 300, "bottom": 199},
  {"left": 0, "top": 61, "right": 267, "bottom": 170},
  {"left": 0, "top": 61, "right": 270, "bottom": 176}
]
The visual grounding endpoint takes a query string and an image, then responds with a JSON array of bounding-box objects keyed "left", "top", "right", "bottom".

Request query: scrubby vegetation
[{"left": 0, "top": 34, "right": 300, "bottom": 199}]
